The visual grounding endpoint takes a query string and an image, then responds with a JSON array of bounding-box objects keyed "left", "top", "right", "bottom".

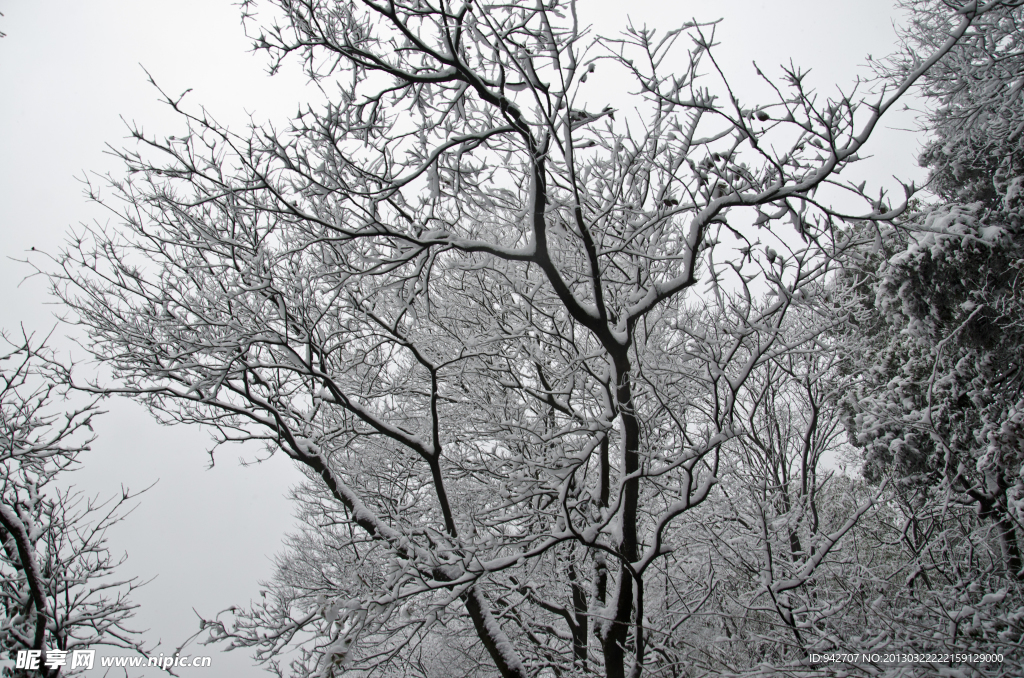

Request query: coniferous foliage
[
  {"left": 835, "top": 1, "right": 1024, "bottom": 672},
  {"left": 848, "top": 0, "right": 1024, "bottom": 577}
]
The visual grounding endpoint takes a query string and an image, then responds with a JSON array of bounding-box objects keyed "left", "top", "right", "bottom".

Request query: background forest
[{"left": 1, "top": 0, "right": 1023, "bottom": 676}]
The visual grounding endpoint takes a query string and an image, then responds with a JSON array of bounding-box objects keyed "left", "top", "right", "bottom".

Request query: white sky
[{"left": 0, "top": 1, "right": 927, "bottom": 675}]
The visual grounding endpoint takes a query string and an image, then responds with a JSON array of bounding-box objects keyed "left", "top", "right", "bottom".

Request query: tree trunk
[{"left": 602, "top": 359, "right": 641, "bottom": 678}]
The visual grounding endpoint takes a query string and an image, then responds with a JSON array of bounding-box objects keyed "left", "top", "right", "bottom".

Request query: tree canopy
[
  {"left": 44, "top": 0, "right": 1024, "bottom": 676},
  {"left": 0, "top": 332, "right": 146, "bottom": 676}
]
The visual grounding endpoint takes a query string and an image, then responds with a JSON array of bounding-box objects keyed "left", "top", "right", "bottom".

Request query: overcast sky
[{"left": 0, "top": 1, "right": 927, "bottom": 675}]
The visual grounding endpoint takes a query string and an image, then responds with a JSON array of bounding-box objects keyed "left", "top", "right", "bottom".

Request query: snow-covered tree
[
  {"left": 50, "top": 1, "right": 1012, "bottom": 675},
  {"left": 890, "top": 0, "right": 1024, "bottom": 208},
  {"left": 844, "top": 0, "right": 1024, "bottom": 579},
  {"left": 620, "top": 299, "right": 881, "bottom": 673},
  {"left": 0, "top": 332, "right": 146, "bottom": 677},
  {"left": 827, "top": 2, "right": 1024, "bottom": 671}
]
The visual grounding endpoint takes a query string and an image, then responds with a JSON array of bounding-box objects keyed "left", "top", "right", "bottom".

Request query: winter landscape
[{"left": 1, "top": 1, "right": 1022, "bottom": 676}]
